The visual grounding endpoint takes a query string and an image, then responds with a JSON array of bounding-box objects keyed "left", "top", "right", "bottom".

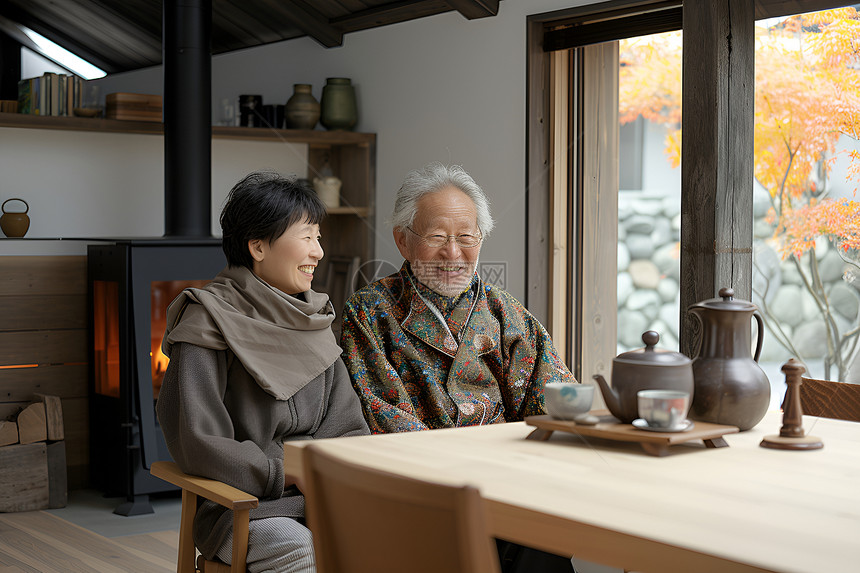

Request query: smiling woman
[
  {"left": 154, "top": 170, "right": 370, "bottom": 572},
  {"left": 250, "top": 220, "right": 325, "bottom": 295}
]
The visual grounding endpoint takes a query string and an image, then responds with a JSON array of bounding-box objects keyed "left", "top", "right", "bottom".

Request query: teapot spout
[{"left": 592, "top": 374, "right": 622, "bottom": 419}]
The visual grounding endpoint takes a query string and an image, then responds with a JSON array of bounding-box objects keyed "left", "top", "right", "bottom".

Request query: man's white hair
[{"left": 390, "top": 162, "right": 494, "bottom": 237}]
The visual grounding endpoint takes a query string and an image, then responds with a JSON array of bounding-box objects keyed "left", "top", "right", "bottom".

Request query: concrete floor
[{"left": 45, "top": 488, "right": 181, "bottom": 538}]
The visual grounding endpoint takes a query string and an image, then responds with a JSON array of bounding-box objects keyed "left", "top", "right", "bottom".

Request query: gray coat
[{"left": 156, "top": 342, "right": 370, "bottom": 558}]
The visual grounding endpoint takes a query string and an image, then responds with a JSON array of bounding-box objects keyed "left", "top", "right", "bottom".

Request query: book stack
[
  {"left": 105, "top": 92, "right": 163, "bottom": 122},
  {"left": 16, "top": 73, "right": 84, "bottom": 116}
]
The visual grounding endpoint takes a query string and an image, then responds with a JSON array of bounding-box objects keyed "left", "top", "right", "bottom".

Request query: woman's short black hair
[{"left": 220, "top": 171, "right": 326, "bottom": 269}]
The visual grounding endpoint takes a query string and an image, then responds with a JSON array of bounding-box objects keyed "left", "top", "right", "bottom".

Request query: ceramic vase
[
  {"left": 0, "top": 198, "right": 30, "bottom": 237},
  {"left": 320, "top": 78, "right": 357, "bottom": 131},
  {"left": 285, "top": 84, "right": 320, "bottom": 130}
]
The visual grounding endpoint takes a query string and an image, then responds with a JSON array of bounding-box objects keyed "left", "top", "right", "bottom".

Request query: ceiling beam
[
  {"left": 276, "top": 0, "right": 342, "bottom": 48},
  {"left": 332, "top": 0, "right": 449, "bottom": 34},
  {"left": 754, "top": 0, "right": 854, "bottom": 19},
  {"left": 446, "top": 0, "right": 499, "bottom": 19}
]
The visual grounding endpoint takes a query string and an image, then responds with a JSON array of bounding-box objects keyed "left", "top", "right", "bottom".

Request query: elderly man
[
  {"left": 341, "top": 162, "right": 576, "bottom": 433},
  {"left": 341, "top": 159, "right": 574, "bottom": 433},
  {"left": 340, "top": 162, "right": 578, "bottom": 572}
]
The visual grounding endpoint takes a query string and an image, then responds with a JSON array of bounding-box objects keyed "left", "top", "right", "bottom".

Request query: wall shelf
[
  {"left": 0, "top": 111, "right": 377, "bottom": 311},
  {"left": 0, "top": 112, "right": 375, "bottom": 145}
]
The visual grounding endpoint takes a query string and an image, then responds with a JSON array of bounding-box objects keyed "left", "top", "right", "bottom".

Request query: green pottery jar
[
  {"left": 285, "top": 84, "right": 320, "bottom": 130},
  {"left": 320, "top": 78, "right": 357, "bottom": 131}
]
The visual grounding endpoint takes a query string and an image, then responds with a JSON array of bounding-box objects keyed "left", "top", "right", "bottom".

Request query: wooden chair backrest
[
  {"left": 800, "top": 377, "right": 860, "bottom": 422},
  {"left": 322, "top": 255, "right": 360, "bottom": 340},
  {"left": 302, "top": 443, "right": 501, "bottom": 573}
]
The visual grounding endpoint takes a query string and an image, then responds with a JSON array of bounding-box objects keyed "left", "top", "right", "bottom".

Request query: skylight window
[{"left": 21, "top": 27, "right": 106, "bottom": 80}]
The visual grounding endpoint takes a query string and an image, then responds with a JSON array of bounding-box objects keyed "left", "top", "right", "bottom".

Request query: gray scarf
[{"left": 163, "top": 265, "right": 341, "bottom": 400}]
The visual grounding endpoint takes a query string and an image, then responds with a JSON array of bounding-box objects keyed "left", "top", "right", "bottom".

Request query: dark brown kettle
[{"left": 687, "top": 287, "right": 770, "bottom": 431}]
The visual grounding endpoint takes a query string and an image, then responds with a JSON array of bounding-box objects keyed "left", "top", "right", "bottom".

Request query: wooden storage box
[
  {"left": 0, "top": 443, "right": 49, "bottom": 512},
  {"left": 105, "top": 92, "right": 162, "bottom": 122}
]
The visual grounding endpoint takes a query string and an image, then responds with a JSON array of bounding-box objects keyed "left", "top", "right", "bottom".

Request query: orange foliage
[
  {"left": 619, "top": 9, "right": 860, "bottom": 259},
  {"left": 619, "top": 31, "right": 682, "bottom": 164},
  {"left": 777, "top": 199, "right": 860, "bottom": 258}
]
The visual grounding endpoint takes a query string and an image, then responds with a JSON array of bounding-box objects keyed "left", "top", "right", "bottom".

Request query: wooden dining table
[{"left": 283, "top": 410, "right": 860, "bottom": 573}]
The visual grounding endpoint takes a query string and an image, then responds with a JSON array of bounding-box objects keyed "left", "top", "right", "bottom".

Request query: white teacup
[
  {"left": 637, "top": 389, "right": 690, "bottom": 429},
  {"left": 545, "top": 382, "right": 594, "bottom": 421}
]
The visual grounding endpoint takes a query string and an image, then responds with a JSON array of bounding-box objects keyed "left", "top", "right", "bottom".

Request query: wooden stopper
[
  {"left": 761, "top": 359, "right": 823, "bottom": 451},
  {"left": 779, "top": 359, "right": 806, "bottom": 438}
]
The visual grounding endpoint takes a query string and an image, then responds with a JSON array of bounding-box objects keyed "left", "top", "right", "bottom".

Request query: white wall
[
  {"left": 3, "top": 0, "right": 596, "bottom": 299},
  {"left": 0, "top": 128, "right": 306, "bottom": 246}
]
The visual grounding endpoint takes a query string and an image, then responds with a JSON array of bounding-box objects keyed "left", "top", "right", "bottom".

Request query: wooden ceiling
[{"left": 0, "top": 0, "right": 500, "bottom": 75}]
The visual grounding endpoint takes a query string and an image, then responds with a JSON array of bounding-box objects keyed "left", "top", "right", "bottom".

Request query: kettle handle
[
  {"left": 687, "top": 306, "right": 704, "bottom": 358},
  {"left": 753, "top": 311, "right": 764, "bottom": 362},
  {"left": 2, "top": 198, "right": 28, "bottom": 214}
]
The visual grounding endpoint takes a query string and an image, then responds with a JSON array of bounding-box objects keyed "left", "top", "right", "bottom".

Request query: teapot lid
[
  {"left": 614, "top": 331, "right": 691, "bottom": 365},
  {"left": 689, "top": 287, "right": 758, "bottom": 312}
]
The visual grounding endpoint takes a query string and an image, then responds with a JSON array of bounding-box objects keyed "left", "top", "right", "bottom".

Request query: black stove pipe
[{"left": 163, "top": 0, "right": 212, "bottom": 238}]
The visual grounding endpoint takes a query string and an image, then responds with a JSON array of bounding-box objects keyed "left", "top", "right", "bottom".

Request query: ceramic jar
[
  {"left": 687, "top": 288, "right": 770, "bottom": 431},
  {"left": 320, "top": 78, "right": 357, "bottom": 131},
  {"left": 0, "top": 198, "right": 30, "bottom": 237},
  {"left": 285, "top": 84, "right": 320, "bottom": 130},
  {"left": 313, "top": 176, "right": 342, "bottom": 209}
]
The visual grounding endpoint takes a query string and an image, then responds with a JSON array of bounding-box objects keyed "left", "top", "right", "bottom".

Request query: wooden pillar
[
  {"left": 680, "top": 0, "right": 754, "bottom": 357},
  {"left": 0, "top": 32, "right": 22, "bottom": 101}
]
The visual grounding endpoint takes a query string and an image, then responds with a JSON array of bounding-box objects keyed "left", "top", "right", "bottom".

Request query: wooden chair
[
  {"left": 322, "top": 255, "right": 360, "bottom": 339},
  {"left": 150, "top": 461, "right": 258, "bottom": 573},
  {"left": 302, "top": 443, "right": 501, "bottom": 573},
  {"left": 799, "top": 377, "right": 860, "bottom": 422}
]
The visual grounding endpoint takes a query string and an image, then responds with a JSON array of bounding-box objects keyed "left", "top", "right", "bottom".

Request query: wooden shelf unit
[
  {"left": 0, "top": 111, "right": 377, "bottom": 302},
  {"left": 0, "top": 112, "right": 372, "bottom": 143}
]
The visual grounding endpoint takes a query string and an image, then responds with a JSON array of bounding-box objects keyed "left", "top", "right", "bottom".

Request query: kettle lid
[
  {"left": 689, "top": 287, "right": 758, "bottom": 312},
  {"left": 614, "top": 331, "right": 691, "bottom": 365}
]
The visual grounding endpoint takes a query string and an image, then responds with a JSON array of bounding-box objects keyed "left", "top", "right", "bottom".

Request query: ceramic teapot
[
  {"left": 0, "top": 198, "right": 30, "bottom": 237},
  {"left": 593, "top": 331, "right": 694, "bottom": 424},
  {"left": 687, "top": 287, "right": 770, "bottom": 431}
]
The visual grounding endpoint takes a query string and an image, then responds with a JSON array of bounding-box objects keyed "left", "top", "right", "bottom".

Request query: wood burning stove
[
  {"left": 88, "top": 240, "right": 224, "bottom": 515},
  {"left": 86, "top": 0, "right": 220, "bottom": 515}
]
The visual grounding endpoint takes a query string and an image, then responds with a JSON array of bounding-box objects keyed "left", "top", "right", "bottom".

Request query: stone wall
[
  {"left": 616, "top": 187, "right": 860, "bottom": 382},
  {"left": 617, "top": 191, "right": 682, "bottom": 352}
]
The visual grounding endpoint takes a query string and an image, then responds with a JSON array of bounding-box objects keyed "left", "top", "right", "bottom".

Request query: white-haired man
[{"left": 341, "top": 162, "right": 578, "bottom": 573}]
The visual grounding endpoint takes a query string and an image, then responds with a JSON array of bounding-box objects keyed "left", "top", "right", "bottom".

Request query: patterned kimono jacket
[{"left": 340, "top": 263, "right": 576, "bottom": 433}]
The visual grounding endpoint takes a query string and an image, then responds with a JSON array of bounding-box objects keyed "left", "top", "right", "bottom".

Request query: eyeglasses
[{"left": 406, "top": 227, "right": 483, "bottom": 248}]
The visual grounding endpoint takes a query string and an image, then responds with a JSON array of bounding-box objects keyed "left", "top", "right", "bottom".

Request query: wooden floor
[{"left": 0, "top": 510, "right": 178, "bottom": 572}]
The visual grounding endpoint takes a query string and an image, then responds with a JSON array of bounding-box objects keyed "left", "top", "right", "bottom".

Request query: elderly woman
[{"left": 156, "top": 171, "right": 369, "bottom": 573}]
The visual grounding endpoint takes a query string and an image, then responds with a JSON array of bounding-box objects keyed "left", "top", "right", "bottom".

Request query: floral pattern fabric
[{"left": 340, "top": 263, "right": 576, "bottom": 433}]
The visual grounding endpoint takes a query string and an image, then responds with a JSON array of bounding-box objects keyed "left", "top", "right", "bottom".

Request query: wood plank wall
[{"left": 0, "top": 256, "right": 89, "bottom": 489}]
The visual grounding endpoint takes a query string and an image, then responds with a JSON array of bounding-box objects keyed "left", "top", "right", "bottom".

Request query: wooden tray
[{"left": 524, "top": 414, "right": 740, "bottom": 457}]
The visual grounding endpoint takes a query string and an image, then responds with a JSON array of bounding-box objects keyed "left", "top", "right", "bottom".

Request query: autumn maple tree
[{"left": 619, "top": 9, "right": 860, "bottom": 380}]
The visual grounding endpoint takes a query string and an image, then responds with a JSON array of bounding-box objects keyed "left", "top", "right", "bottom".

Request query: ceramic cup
[
  {"left": 637, "top": 389, "right": 689, "bottom": 429},
  {"left": 545, "top": 382, "right": 594, "bottom": 421}
]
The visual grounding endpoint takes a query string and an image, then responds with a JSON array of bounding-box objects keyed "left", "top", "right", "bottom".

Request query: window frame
[{"left": 526, "top": 0, "right": 845, "bottom": 380}]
